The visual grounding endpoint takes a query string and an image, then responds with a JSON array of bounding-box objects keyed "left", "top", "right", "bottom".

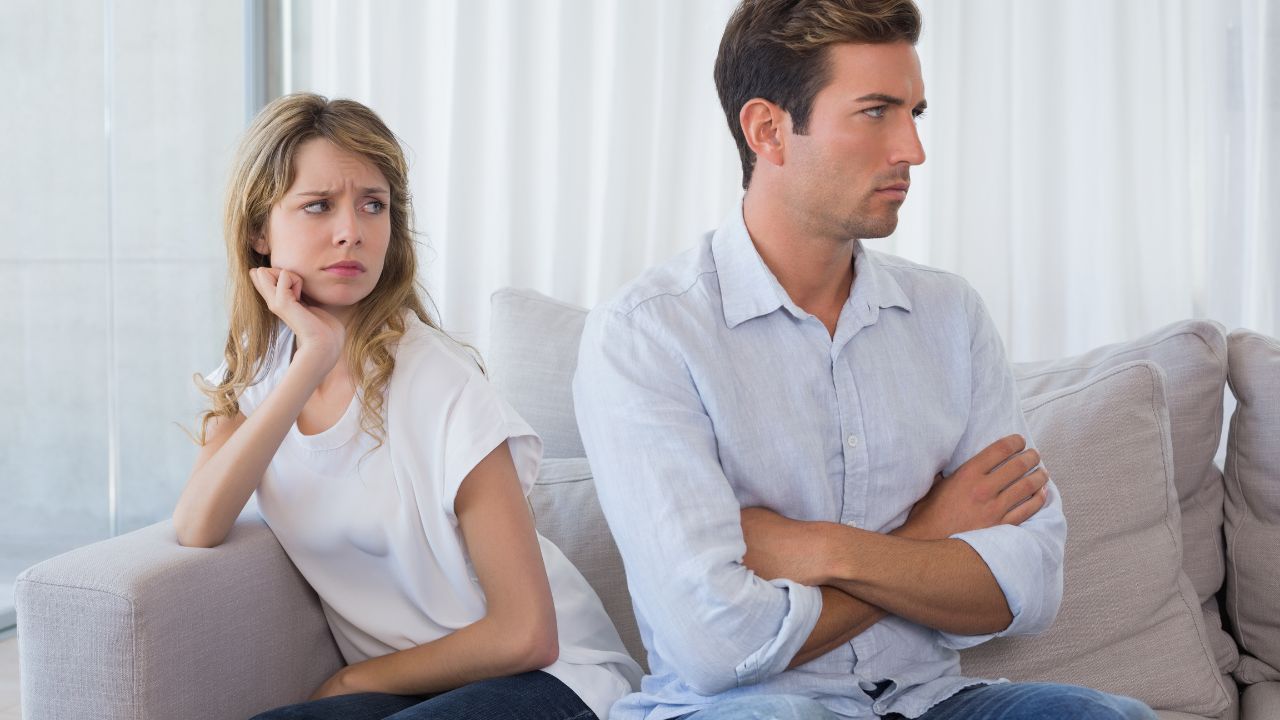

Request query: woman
[{"left": 175, "top": 93, "right": 639, "bottom": 720}]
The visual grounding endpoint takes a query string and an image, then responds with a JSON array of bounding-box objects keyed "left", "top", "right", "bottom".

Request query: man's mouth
[{"left": 875, "top": 183, "right": 910, "bottom": 200}]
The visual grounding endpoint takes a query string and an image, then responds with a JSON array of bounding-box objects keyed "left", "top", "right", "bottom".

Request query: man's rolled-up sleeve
[
  {"left": 573, "top": 305, "right": 822, "bottom": 694},
  {"left": 936, "top": 286, "right": 1067, "bottom": 650}
]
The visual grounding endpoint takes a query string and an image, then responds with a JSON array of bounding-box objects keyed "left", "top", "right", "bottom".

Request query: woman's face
[{"left": 254, "top": 137, "right": 393, "bottom": 319}]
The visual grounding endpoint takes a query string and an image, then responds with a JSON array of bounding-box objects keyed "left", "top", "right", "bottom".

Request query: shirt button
[{"left": 846, "top": 434, "right": 859, "bottom": 448}]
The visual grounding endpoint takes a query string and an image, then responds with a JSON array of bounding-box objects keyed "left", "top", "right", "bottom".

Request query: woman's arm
[
  {"left": 173, "top": 268, "right": 343, "bottom": 548},
  {"left": 311, "top": 441, "right": 559, "bottom": 699}
]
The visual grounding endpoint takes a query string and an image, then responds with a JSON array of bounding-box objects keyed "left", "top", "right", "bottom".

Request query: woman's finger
[
  {"left": 274, "top": 267, "right": 294, "bottom": 307},
  {"left": 249, "top": 267, "right": 274, "bottom": 302}
]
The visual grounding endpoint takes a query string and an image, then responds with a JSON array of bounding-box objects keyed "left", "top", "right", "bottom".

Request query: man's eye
[
  {"left": 364, "top": 200, "right": 387, "bottom": 214},
  {"left": 863, "top": 106, "right": 886, "bottom": 118},
  {"left": 303, "top": 200, "right": 329, "bottom": 213}
]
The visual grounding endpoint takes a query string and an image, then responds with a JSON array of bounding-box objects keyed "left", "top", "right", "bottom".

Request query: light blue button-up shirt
[{"left": 572, "top": 204, "right": 1067, "bottom": 720}]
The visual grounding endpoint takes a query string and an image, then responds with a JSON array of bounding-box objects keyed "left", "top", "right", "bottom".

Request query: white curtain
[{"left": 278, "top": 0, "right": 1277, "bottom": 361}]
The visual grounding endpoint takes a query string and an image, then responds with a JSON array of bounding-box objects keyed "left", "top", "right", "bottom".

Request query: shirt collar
[{"left": 712, "top": 200, "right": 913, "bottom": 330}]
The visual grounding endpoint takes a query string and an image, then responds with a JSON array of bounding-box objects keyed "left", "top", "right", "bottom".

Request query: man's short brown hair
[{"left": 714, "top": 0, "right": 922, "bottom": 189}]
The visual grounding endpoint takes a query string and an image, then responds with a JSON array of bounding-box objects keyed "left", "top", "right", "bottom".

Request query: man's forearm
[
  {"left": 788, "top": 587, "right": 886, "bottom": 668},
  {"left": 819, "top": 526, "right": 1011, "bottom": 635}
]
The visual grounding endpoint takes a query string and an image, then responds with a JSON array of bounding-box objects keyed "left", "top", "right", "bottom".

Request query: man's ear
[{"left": 739, "top": 98, "right": 788, "bottom": 169}]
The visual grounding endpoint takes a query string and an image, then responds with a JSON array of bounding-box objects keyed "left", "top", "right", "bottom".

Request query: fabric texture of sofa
[{"left": 14, "top": 287, "right": 1280, "bottom": 720}]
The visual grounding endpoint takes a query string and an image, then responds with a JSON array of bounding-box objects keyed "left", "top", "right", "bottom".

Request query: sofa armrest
[{"left": 15, "top": 514, "right": 343, "bottom": 720}]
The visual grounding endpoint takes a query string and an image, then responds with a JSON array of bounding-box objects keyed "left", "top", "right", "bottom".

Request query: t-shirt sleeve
[
  {"left": 440, "top": 372, "right": 543, "bottom": 524},
  {"left": 202, "top": 326, "right": 290, "bottom": 417},
  {"left": 204, "top": 362, "right": 228, "bottom": 387},
  {"left": 204, "top": 361, "right": 268, "bottom": 416}
]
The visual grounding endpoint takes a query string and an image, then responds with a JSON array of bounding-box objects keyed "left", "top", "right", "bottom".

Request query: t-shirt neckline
[{"left": 274, "top": 324, "right": 364, "bottom": 452}]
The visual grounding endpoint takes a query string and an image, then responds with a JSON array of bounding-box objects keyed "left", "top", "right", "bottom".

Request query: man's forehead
[{"left": 822, "top": 42, "right": 925, "bottom": 102}]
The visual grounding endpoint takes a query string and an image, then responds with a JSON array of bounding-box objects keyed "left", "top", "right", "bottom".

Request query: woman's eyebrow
[{"left": 293, "top": 186, "right": 389, "bottom": 196}]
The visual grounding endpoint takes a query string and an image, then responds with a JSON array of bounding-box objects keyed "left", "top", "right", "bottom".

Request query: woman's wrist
[{"left": 289, "top": 345, "right": 340, "bottom": 381}]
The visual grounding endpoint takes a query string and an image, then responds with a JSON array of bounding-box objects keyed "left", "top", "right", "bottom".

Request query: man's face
[{"left": 781, "top": 41, "right": 926, "bottom": 241}]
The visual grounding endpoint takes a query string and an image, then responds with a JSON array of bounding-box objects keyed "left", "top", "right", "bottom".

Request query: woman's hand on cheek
[{"left": 249, "top": 267, "right": 345, "bottom": 374}]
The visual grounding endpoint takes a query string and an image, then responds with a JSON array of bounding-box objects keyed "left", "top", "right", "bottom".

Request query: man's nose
[{"left": 892, "top": 118, "right": 926, "bottom": 167}]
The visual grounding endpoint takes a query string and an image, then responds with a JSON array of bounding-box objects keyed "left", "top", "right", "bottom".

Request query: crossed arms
[
  {"left": 573, "top": 303, "right": 1067, "bottom": 695},
  {"left": 744, "top": 433, "right": 1050, "bottom": 668}
]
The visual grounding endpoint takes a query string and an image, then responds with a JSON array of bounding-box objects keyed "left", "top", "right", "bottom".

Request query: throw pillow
[
  {"left": 1012, "top": 320, "right": 1236, "bottom": 674},
  {"left": 960, "top": 361, "right": 1233, "bottom": 717},
  {"left": 1224, "top": 329, "right": 1280, "bottom": 683}
]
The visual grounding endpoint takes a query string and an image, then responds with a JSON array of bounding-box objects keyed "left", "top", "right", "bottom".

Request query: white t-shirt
[{"left": 211, "top": 314, "right": 640, "bottom": 718}]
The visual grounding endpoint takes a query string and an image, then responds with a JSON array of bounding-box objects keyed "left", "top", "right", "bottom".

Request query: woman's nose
[{"left": 333, "top": 206, "right": 363, "bottom": 247}]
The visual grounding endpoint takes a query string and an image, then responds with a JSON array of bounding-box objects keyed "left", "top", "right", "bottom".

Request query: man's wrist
[
  {"left": 813, "top": 521, "right": 862, "bottom": 586},
  {"left": 889, "top": 521, "right": 929, "bottom": 541}
]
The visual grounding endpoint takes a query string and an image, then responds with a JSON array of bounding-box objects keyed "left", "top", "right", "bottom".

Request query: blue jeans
[
  {"left": 908, "top": 683, "right": 1157, "bottom": 720},
  {"left": 249, "top": 670, "right": 597, "bottom": 720},
  {"left": 680, "top": 683, "right": 1157, "bottom": 720}
]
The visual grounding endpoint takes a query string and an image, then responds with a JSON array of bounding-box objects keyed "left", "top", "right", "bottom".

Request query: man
[{"left": 573, "top": 1, "right": 1156, "bottom": 719}]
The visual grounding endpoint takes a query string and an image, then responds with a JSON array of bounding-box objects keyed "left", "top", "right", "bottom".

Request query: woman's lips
[{"left": 323, "top": 261, "right": 365, "bottom": 278}]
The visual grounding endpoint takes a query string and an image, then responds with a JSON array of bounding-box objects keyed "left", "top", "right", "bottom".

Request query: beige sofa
[{"left": 15, "top": 288, "right": 1280, "bottom": 720}]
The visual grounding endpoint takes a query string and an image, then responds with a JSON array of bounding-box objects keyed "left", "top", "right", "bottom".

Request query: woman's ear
[{"left": 252, "top": 234, "right": 269, "bottom": 256}]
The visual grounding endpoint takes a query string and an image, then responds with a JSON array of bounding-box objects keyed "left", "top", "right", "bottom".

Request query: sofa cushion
[
  {"left": 959, "top": 361, "right": 1233, "bottom": 718},
  {"left": 1224, "top": 329, "right": 1280, "bottom": 684},
  {"left": 489, "top": 288, "right": 590, "bottom": 459},
  {"left": 1241, "top": 682, "right": 1280, "bottom": 720},
  {"left": 530, "top": 457, "right": 647, "bottom": 671},
  {"left": 1011, "top": 320, "right": 1237, "bottom": 675}
]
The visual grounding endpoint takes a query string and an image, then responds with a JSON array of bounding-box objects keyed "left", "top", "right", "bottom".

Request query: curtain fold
[{"left": 277, "top": 0, "right": 1276, "bottom": 359}]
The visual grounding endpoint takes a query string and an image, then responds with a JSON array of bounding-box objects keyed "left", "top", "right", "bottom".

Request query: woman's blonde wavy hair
[{"left": 196, "top": 92, "right": 440, "bottom": 447}]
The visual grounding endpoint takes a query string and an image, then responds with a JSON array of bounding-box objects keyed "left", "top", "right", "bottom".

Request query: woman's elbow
[
  {"left": 497, "top": 616, "right": 559, "bottom": 672},
  {"left": 171, "top": 513, "right": 225, "bottom": 549},
  {"left": 526, "top": 628, "right": 560, "bottom": 671}
]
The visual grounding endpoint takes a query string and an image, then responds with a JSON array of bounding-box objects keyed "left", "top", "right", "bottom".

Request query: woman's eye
[
  {"left": 303, "top": 200, "right": 329, "bottom": 213},
  {"left": 364, "top": 200, "right": 387, "bottom": 214},
  {"left": 863, "top": 106, "right": 886, "bottom": 119}
]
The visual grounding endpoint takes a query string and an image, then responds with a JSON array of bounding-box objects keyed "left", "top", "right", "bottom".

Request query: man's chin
[{"left": 846, "top": 213, "right": 899, "bottom": 240}]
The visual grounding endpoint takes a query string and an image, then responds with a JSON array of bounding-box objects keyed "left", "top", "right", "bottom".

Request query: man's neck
[{"left": 742, "top": 187, "right": 856, "bottom": 336}]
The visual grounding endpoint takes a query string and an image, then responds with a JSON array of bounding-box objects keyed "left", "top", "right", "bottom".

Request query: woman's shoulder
[{"left": 392, "top": 313, "right": 487, "bottom": 395}]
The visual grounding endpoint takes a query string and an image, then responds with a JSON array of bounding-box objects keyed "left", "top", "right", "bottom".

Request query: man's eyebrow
[
  {"left": 855, "top": 93, "right": 906, "bottom": 105},
  {"left": 854, "top": 93, "right": 928, "bottom": 112}
]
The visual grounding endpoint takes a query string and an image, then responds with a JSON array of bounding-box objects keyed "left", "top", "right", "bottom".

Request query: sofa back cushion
[
  {"left": 959, "top": 361, "right": 1233, "bottom": 717},
  {"left": 529, "top": 457, "right": 648, "bottom": 671},
  {"left": 489, "top": 288, "right": 590, "bottom": 459},
  {"left": 1011, "top": 320, "right": 1236, "bottom": 675},
  {"left": 1224, "top": 329, "right": 1280, "bottom": 684}
]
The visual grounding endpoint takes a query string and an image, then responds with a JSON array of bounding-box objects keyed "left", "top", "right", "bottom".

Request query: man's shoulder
[
  {"left": 595, "top": 233, "right": 720, "bottom": 322},
  {"left": 867, "top": 249, "right": 978, "bottom": 304}
]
